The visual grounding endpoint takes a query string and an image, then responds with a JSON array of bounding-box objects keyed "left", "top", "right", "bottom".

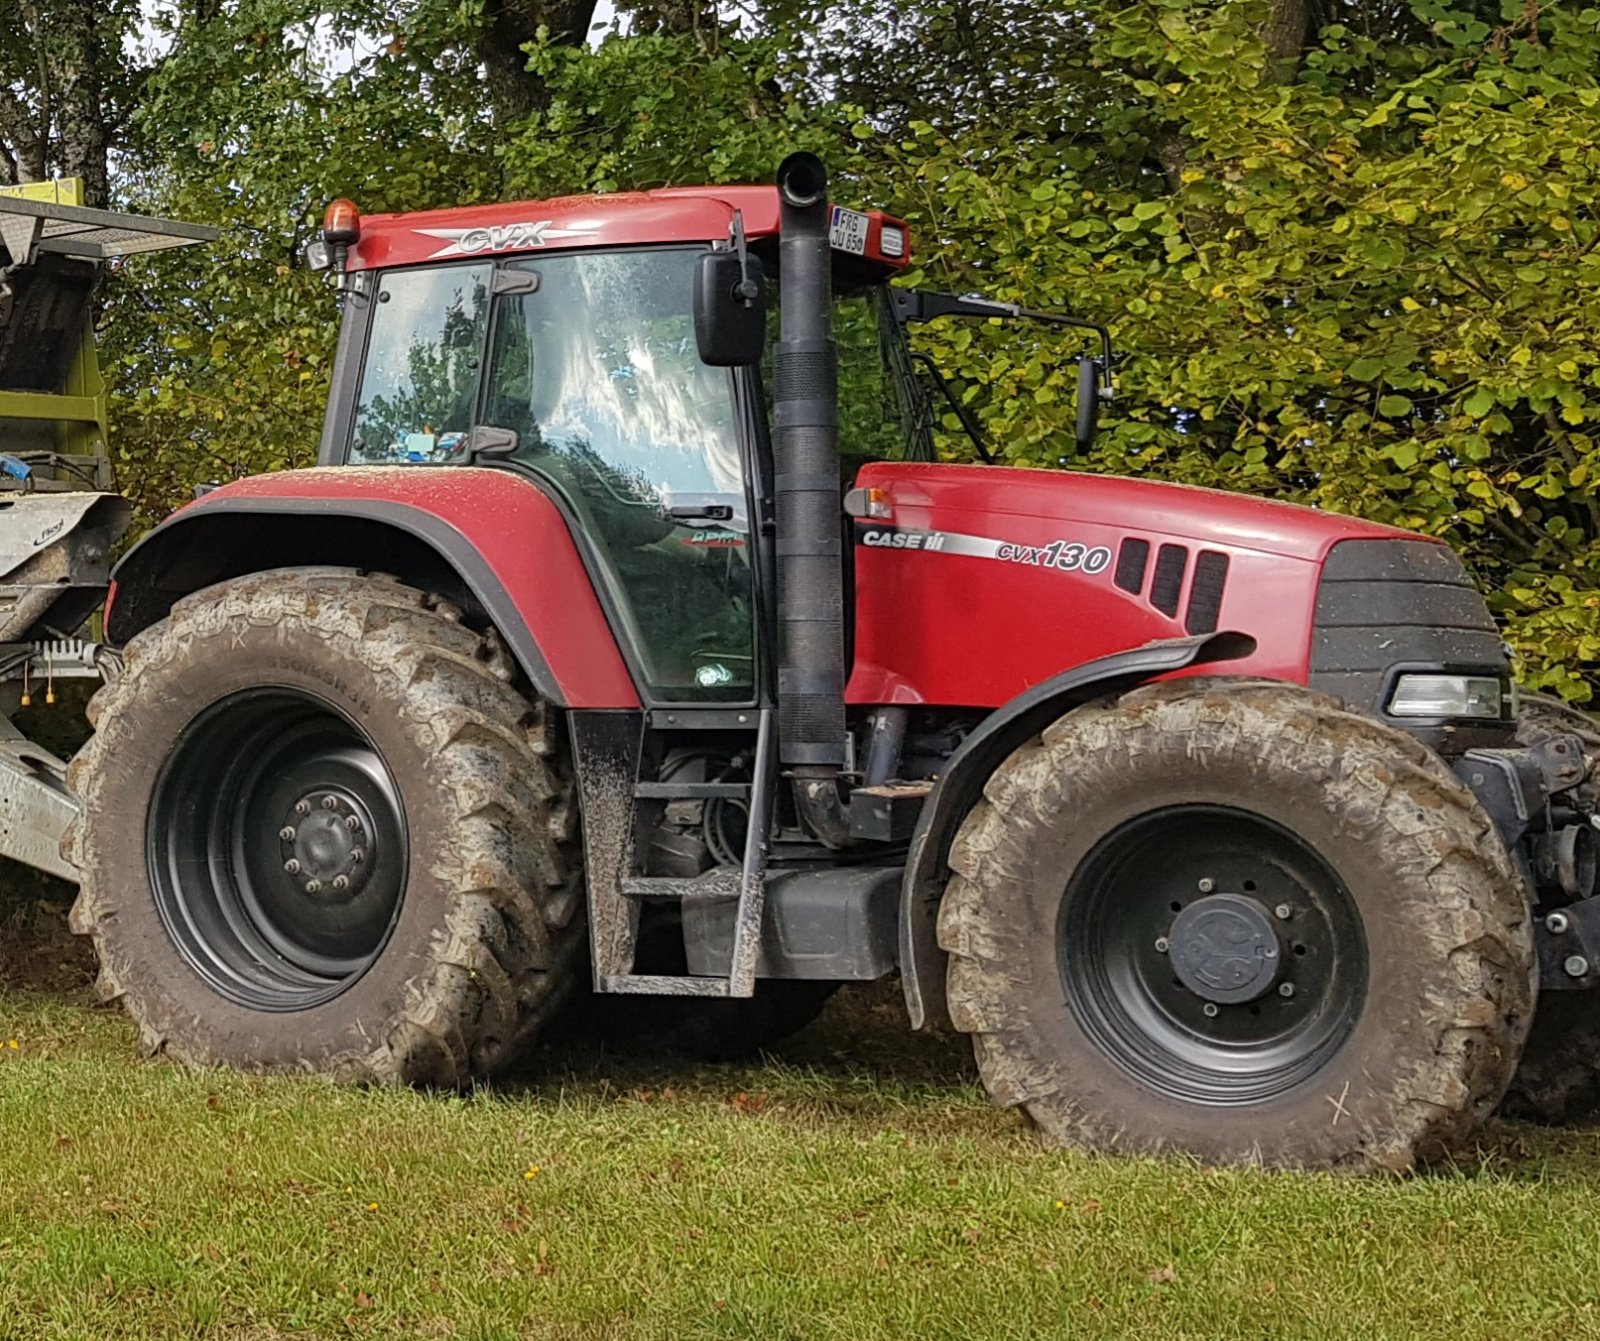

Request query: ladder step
[
  {"left": 599, "top": 974, "right": 732, "bottom": 997},
  {"left": 633, "top": 781, "right": 751, "bottom": 800},
  {"left": 620, "top": 869, "right": 742, "bottom": 900}
]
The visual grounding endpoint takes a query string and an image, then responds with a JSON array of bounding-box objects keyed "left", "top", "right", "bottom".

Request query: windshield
[
  {"left": 484, "top": 247, "right": 753, "bottom": 702},
  {"left": 485, "top": 249, "right": 745, "bottom": 527}
]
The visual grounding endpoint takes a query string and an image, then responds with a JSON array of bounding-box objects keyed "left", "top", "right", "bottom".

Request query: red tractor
[{"left": 67, "top": 154, "right": 1600, "bottom": 1169}]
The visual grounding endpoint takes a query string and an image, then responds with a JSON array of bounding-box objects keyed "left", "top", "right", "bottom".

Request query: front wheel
[
  {"left": 68, "top": 569, "right": 586, "bottom": 1085},
  {"left": 939, "top": 679, "right": 1534, "bottom": 1171}
]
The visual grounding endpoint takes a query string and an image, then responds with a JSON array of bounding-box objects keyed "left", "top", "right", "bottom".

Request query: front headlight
[{"left": 1388, "top": 673, "right": 1504, "bottom": 719}]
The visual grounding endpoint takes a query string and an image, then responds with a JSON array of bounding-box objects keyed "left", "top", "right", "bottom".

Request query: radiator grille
[
  {"left": 1114, "top": 538, "right": 1150, "bottom": 594},
  {"left": 1185, "top": 551, "right": 1230, "bottom": 634},
  {"left": 1149, "top": 544, "right": 1188, "bottom": 618}
]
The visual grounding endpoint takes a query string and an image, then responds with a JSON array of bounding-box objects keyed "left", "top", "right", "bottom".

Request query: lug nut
[
  {"left": 295, "top": 800, "right": 311, "bottom": 816},
  {"left": 322, "top": 795, "right": 340, "bottom": 811},
  {"left": 332, "top": 875, "right": 350, "bottom": 891},
  {"left": 283, "top": 859, "right": 300, "bottom": 875},
  {"left": 350, "top": 848, "right": 365, "bottom": 865},
  {"left": 1274, "top": 904, "right": 1292, "bottom": 920},
  {"left": 1198, "top": 878, "right": 1215, "bottom": 894},
  {"left": 1154, "top": 936, "right": 1170, "bottom": 953},
  {"left": 1279, "top": 982, "right": 1296, "bottom": 998},
  {"left": 345, "top": 815, "right": 362, "bottom": 832},
  {"left": 279, "top": 825, "right": 296, "bottom": 841},
  {"left": 305, "top": 879, "right": 322, "bottom": 894},
  {"left": 1202, "top": 1002, "right": 1219, "bottom": 1018},
  {"left": 1546, "top": 911, "right": 1571, "bottom": 935},
  {"left": 1565, "top": 955, "right": 1591, "bottom": 979}
]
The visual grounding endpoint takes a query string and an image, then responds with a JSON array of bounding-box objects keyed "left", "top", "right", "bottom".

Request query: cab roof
[{"left": 345, "top": 184, "right": 911, "bottom": 277}]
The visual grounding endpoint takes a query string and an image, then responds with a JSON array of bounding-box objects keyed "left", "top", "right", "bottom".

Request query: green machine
[
  {"left": 0, "top": 182, "right": 213, "bottom": 876},
  {"left": 0, "top": 180, "right": 214, "bottom": 488}
]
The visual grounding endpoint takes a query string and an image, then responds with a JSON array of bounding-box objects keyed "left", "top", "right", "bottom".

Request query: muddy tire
[
  {"left": 1500, "top": 693, "right": 1600, "bottom": 1123},
  {"left": 939, "top": 678, "right": 1534, "bottom": 1171},
  {"left": 67, "top": 568, "right": 585, "bottom": 1086}
]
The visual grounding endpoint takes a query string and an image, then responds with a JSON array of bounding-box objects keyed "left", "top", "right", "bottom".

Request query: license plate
[{"left": 829, "top": 206, "right": 870, "bottom": 256}]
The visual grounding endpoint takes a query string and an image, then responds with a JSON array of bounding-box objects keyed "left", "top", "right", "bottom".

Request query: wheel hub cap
[
  {"left": 1167, "top": 893, "right": 1281, "bottom": 1004},
  {"left": 281, "top": 790, "right": 374, "bottom": 900}
]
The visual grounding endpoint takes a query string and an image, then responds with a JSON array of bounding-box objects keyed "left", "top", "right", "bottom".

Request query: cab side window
[{"left": 348, "top": 263, "right": 492, "bottom": 463}]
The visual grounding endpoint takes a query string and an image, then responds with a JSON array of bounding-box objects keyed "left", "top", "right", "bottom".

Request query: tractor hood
[
  {"left": 846, "top": 461, "right": 1452, "bottom": 708},
  {"left": 855, "top": 461, "right": 1418, "bottom": 565}
]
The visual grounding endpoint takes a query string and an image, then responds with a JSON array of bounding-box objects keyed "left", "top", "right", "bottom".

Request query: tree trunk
[
  {"left": 45, "top": 0, "right": 109, "bottom": 207},
  {"left": 1258, "top": 0, "right": 1315, "bottom": 71},
  {"left": 476, "top": 0, "right": 601, "bottom": 125},
  {"left": 0, "top": 0, "right": 111, "bottom": 205}
]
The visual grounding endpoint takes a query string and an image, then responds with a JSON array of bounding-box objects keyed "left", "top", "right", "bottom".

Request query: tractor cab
[
  {"left": 306, "top": 177, "right": 1109, "bottom": 710},
  {"left": 307, "top": 180, "right": 929, "bottom": 706}
]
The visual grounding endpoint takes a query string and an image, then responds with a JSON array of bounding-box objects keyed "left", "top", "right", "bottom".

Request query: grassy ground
[{"left": 5, "top": 922, "right": 1600, "bottom": 1340}]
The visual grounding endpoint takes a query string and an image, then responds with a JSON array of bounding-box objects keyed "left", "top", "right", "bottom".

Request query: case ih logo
[
  {"left": 857, "top": 524, "right": 1113, "bottom": 576},
  {"left": 415, "top": 220, "right": 601, "bottom": 259}
]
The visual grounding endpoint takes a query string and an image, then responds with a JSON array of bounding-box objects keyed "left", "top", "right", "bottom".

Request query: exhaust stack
[{"left": 772, "top": 153, "right": 847, "bottom": 781}]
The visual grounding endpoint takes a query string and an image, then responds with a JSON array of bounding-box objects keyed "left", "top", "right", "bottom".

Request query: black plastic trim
[
  {"left": 108, "top": 496, "right": 568, "bottom": 704},
  {"left": 1185, "top": 551, "right": 1229, "bottom": 635},
  {"left": 1309, "top": 538, "right": 1511, "bottom": 751},
  {"left": 897, "top": 630, "right": 1258, "bottom": 1031}
]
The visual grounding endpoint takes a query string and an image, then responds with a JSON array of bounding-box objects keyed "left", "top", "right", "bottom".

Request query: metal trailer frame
[{"left": 0, "top": 187, "right": 215, "bottom": 880}]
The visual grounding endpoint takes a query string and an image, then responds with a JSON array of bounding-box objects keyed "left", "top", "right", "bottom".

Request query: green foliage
[
  {"left": 879, "top": 1, "right": 1600, "bottom": 696},
  {"left": 77, "top": 0, "right": 1600, "bottom": 695},
  {"left": 102, "top": 0, "right": 505, "bottom": 524},
  {"left": 497, "top": 29, "right": 858, "bottom": 196}
]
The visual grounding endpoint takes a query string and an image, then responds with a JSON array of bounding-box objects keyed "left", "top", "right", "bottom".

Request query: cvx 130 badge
[
  {"left": 858, "top": 524, "right": 1111, "bottom": 575},
  {"left": 995, "top": 539, "right": 1112, "bottom": 573}
]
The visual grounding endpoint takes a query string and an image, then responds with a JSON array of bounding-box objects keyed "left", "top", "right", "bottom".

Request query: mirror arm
[
  {"left": 891, "top": 288, "right": 1116, "bottom": 400},
  {"left": 729, "top": 210, "right": 760, "bottom": 305},
  {"left": 1013, "top": 309, "right": 1115, "bottom": 399},
  {"left": 910, "top": 351, "right": 993, "bottom": 464}
]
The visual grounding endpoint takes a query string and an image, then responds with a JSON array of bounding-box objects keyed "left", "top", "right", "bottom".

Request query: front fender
[
  {"left": 108, "top": 466, "right": 638, "bottom": 709},
  {"left": 899, "top": 630, "right": 1257, "bottom": 1030}
]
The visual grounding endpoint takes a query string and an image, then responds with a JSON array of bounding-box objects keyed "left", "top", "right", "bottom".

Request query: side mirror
[
  {"left": 694, "top": 250, "right": 767, "bottom": 367},
  {"left": 1075, "top": 357, "right": 1102, "bottom": 451}
]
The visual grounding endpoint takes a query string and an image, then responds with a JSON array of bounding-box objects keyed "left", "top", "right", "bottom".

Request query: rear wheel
[
  {"left": 940, "top": 679, "right": 1534, "bottom": 1170},
  {"left": 68, "top": 568, "right": 585, "bottom": 1085},
  {"left": 1501, "top": 692, "right": 1600, "bottom": 1122}
]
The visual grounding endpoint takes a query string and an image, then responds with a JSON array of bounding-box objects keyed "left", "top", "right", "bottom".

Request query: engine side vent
[
  {"left": 1185, "top": 551, "right": 1230, "bottom": 634},
  {"left": 1150, "top": 544, "right": 1188, "bottom": 617},
  {"left": 1114, "top": 538, "right": 1150, "bottom": 594}
]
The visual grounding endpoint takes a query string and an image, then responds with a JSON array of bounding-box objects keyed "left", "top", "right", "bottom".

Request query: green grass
[{"left": 4, "top": 986, "right": 1600, "bottom": 1341}]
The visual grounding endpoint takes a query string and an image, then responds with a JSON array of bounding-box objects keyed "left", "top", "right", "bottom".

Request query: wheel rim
[
  {"left": 148, "top": 689, "right": 408, "bottom": 1011},
  {"left": 1058, "top": 804, "right": 1367, "bottom": 1106}
]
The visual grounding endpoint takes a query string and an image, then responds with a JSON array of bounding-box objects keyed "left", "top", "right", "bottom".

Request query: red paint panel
[
  {"left": 846, "top": 461, "right": 1439, "bottom": 708},
  {"left": 185, "top": 467, "right": 639, "bottom": 709},
  {"left": 345, "top": 185, "right": 910, "bottom": 274}
]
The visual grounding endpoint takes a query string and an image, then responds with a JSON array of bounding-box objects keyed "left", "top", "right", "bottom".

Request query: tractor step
[
  {"left": 598, "top": 974, "right": 731, "bottom": 997},
  {"left": 632, "top": 780, "right": 751, "bottom": 800},
  {"left": 620, "top": 869, "right": 742, "bottom": 900}
]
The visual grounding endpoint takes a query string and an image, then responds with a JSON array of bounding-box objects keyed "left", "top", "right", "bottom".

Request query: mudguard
[
  {"left": 107, "top": 466, "right": 639, "bottom": 708},
  {"left": 899, "top": 630, "right": 1256, "bottom": 1030}
]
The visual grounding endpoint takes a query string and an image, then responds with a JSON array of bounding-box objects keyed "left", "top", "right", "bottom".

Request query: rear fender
[
  {"left": 107, "top": 467, "right": 639, "bottom": 709},
  {"left": 899, "top": 630, "right": 1256, "bottom": 1030}
]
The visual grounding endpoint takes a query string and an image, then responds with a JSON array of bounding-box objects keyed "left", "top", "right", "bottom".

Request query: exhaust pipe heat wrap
[{"left": 772, "top": 152, "right": 846, "bottom": 771}]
